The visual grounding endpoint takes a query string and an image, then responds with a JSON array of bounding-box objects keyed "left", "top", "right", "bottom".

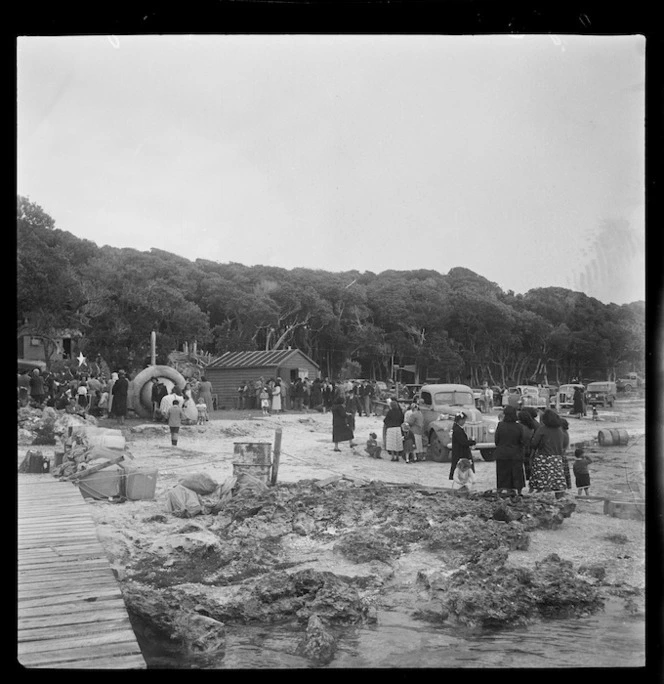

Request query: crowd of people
[
  {"left": 16, "top": 366, "right": 209, "bottom": 427},
  {"left": 17, "top": 366, "right": 131, "bottom": 423},
  {"left": 332, "top": 391, "right": 591, "bottom": 499},
  {"left": 234, "top": 377, "right": 384, "bottom": 416},
  {"left": 19, "top": 366, "right": 593, "bottom": 495},
  {"left": 453, "top": 404, "right": 591, "bottom": 498}
]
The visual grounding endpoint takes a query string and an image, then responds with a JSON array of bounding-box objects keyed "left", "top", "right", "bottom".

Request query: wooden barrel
[
  {"left": 232, "top": 442, "right": 272, "bottom": 484},
  {"left": 598, "top": 428, "right": 629, "bottom": 446}
]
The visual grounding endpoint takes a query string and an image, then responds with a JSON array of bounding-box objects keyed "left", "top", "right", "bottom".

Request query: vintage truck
[
  {"left": 585, "top": 381, "right": 617, "bottom": 407},
  {"left": 616, "top": 372, "right": 645, "bottom": 393},
  {"left": 415, "top": 383, "right": 498, "bottom": 462}
]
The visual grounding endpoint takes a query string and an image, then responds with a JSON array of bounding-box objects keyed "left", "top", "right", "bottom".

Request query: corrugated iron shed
[{"left": 207, "top": 349, "right": 319, "bottom": 370}]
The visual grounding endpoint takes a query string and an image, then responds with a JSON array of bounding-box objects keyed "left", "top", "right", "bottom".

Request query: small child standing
[
  {"left": 572, "top": 447, "right": 592, "bottom": 495},
  {"left": 401, "top": 422, "right": 416, "bottom": 463},
  {"left": 365, "top": 432, "right": 382, "bottom": 459},
  {"left": 592, "top": 405, "right": 599, "bottom": 421},
  {"left": 260, "top": 386, "right": 270, "bottom": 416},
  {"left": 195, "top": 400, "right": 209, "bottom": 424},
  {"left": 453, "top": 457, "right": 476, "bottom": 493},
  {"left": 168, "top": 399, "right": 184, "bottom": 447}
]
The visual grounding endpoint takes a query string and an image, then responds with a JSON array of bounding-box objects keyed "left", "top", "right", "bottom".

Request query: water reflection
[{"left": 145, "top": 598, "right": 644, "bottom": 669}]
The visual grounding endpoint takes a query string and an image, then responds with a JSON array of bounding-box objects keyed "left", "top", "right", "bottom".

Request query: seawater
[{"left": 144, "top": 597, "right": 645, "bottom": 669}]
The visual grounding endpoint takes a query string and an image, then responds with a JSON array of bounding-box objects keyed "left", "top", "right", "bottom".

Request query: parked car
[
  {"left": 415, "top": 383, "right": 498, "bottom": 462},
  {"left": 616, "top": 372, "right": 645, "bottom": 393},
  {"left": 585, "top": 381, "right": 617, "bottom": 407},
  {"left": 505, "top": 385, "right": 549, "bottom": 409},
  {"left": 557, "top": 383, "right": 585, "bottom": 408}
]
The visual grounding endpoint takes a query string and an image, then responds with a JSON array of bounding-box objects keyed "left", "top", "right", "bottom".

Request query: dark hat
[{"left": 369, "top": 432, "right": 377, "bottom": 438}]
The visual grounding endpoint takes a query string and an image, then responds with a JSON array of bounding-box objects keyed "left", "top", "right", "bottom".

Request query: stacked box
[
  {"left": 78, "top": 464, "right": 123, "bottom": 499},
  {"left": 120, "top": 462, "right": 158, "bottom": 500}
]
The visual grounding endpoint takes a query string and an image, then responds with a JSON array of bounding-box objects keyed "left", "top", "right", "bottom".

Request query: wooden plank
[
  {"left": 19, "top": 595, "right": 127, "bottom": 617},
  {"left": 19, "top": 576, "right": 117, "bottom": 594},
  {"left": 18, "top": 580, "right": 121, "bottom": 600},
  {"left": 18, "top": 537, "right": 101, "bottom": 549},
  {"left": 19, "top": 587, "right": 123, "bottom": 609},
  {"left": 18, "top": 558, "right": 109, "bottom": 572},
  {"left": 17, "top": 475, "right": 146, "bottom": 669},
  {"left": 18, "top": 543, "right": 106, "bottom": 556},
  {"left": 19, "top": 607, "right": 130, "bottom": 631},
  {"left": 18, "top": 531, "right": 100, "bottom": 543},
  {"left": 18, "top": 564, "right": 115, "bottom": 581},
  {"left": 18, "top": 628, "right": 142, "bottom": 655},
  {"left": 46, "top": 653, "right": 147, "bottom": 669},
  {"left": 18, "top": 638, "right": 144, "bottom": 666}
]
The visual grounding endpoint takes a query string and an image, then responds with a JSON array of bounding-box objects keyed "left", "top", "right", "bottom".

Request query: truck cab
[
  {"left": 617, "top": 372, "right": 645, "bottom": 393},
  {"left": 416, "top": 383, "right": 497, "bottom": 462},
  {"left": 586, "top": 381, "right": 617, "bottom": 407}
]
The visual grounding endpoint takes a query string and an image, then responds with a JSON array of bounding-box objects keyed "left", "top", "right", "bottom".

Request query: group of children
[{"left": 364, "top": 421, "right": 424, "bottom": 463}]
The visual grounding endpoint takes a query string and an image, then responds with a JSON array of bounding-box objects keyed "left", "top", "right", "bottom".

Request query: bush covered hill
[{"left": 17, "top": 196, "right": 644, "bottom": 384}]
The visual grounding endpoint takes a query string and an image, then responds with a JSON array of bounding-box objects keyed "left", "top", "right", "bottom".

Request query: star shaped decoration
[{"left": 77, "top": 352, "right": 87, "bottom": 367}]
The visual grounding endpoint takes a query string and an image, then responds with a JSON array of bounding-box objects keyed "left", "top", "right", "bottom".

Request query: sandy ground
[{"left": 18, "top": 398, "right": 646, "bottom": 592}]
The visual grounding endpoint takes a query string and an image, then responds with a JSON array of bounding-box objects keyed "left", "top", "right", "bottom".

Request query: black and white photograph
[{"left": 17, "top": 29, "right": 650, "bottom": 670}]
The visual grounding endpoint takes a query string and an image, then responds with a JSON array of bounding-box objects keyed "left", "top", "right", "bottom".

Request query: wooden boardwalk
[{"left": 17, "top": 475, "right": 146, "bottom": 669}]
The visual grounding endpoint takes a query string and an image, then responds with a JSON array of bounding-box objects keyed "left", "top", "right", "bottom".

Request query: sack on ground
[
  {"left": 233, "top": 472, "right": 269, "bottom": 497},
  {"left": 166, "top": 484, "right": 203, "bottom": 517},
  {"left": 178, "top": 472, "right": 219, "bottom": 495}
]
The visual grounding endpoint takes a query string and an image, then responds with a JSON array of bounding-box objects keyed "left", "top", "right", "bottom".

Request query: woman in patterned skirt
[
  {"left": 529, "top": 408, "right": 568, "bottom": 497},
  {"left": 383, "top": 397, "right": 405, "bottom": 461}
]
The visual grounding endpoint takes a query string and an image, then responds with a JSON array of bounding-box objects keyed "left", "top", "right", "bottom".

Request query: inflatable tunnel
[{"left": 128, "top": 365, "right": 187, "bottom": 419}]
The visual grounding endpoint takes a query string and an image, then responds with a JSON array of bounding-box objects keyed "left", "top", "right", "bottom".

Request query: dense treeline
[{"left": 17, "top": 196, "right": 645, "bottom": 385}]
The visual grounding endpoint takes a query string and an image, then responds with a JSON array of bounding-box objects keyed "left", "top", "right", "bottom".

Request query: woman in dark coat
[
  {"left": 517, "top": 409, "right": 538, "bottom": 482},
  {"left": 111, "top": 369, "right": 129, "bottom": 424},
  {"left": 529, "top": 408, "right": 567, "bottom": 497},
  {"left": 331, "top": 395, "right": 356, "bottom": 451},
  {"left": 494, "top": 405, "right": 525, "bottom": 494},
  {"left": 572, "top": 387, "right": 584, "bottom": 418},
  {"left": 449, "top": 412, "right": 476, "bottom": 480},
  {"left": 560, "top": 418, "right": 572, "bottom": 490}
]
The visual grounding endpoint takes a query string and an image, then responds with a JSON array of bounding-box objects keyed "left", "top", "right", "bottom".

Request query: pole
[
  {"left": 271, "top": 428, "right": 282, "bottom": 486},
  {"left": 150, "top": 331, "right": 156, "bottom": 366}
]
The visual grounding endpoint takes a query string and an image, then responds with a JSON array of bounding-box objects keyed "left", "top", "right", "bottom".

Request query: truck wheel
[
  {"left": 480, "top": 449, "right": 496, "bottom": 462},
  {"left": 623, "top": 384, "right": 633, "bottom": 393},
  {"left": 428, "top": 431, "right": 450, "bottom": 463}
]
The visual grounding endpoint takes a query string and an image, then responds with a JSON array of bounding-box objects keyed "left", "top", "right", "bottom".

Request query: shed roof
[{"left": 206, "top": 349, "right": 319, "bottom": 370}]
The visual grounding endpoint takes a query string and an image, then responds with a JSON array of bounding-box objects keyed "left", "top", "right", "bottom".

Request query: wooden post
[
  {"left": 150, "top": 331, "right": 156, "bottom": 366},
  {"left": 271, "top": 428, "right": 282, "bottom": 486}
]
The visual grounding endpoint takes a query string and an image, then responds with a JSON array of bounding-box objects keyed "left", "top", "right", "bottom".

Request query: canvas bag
[{"left": 165, "top": 484, "right": 202, "bottom": 517}]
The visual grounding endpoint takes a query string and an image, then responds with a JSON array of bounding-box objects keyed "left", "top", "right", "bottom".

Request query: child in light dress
[
  {"left": 453, "top": 458, "right": 476, "bottom": 493},
  {"left": 260, "top": 387, "right": 270, "bottom": 416},
  {"left": 196, "top": 400, "right": 209, "bottom": 424}
]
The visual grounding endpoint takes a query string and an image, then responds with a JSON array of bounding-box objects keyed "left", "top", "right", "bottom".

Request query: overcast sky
[{"left": 17, "top": 34, "right": 645, "bottom": 305}]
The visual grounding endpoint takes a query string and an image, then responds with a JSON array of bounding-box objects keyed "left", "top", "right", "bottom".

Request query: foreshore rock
[{"left": 97, "top": 479, "right": 627, "bottom": 664}]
